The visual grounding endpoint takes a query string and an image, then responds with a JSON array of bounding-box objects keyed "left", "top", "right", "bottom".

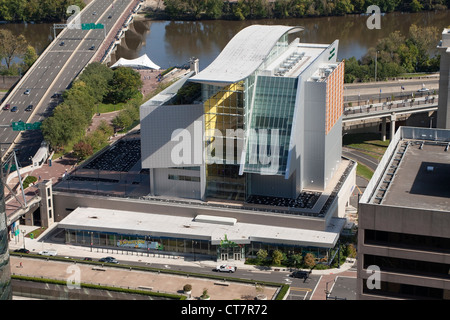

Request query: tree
[
  {"left": 79, "top": 62, "right": 114, "bottom": 103},
  {"left": 345, "top": 244, "right": 357, "bottom": 259},
  {"left": 410, "top": 0, "right": 423, "bottom": 12},
  {"left": 407, "top": 24, "right": 439, "bottom": 71},
  {"left": 107, "top": 67, "right": 142, "bottom": 103},
  {"left": 256, "top": 249, "right": 268, "bottom": 263},
  {"left": 112, "top": 111, "right": 133, "bottom": 132},
  {"left": 0, "top": 30, "right": 28, "bottom": 69},
  {"left": 22, "top": 45, "right": 38, "bottom": 71},
  {"left": 204, "top": 0, "right": 224, "bottom": 19},
  {"left": 303, "top": 253, "right": 316, "bottom": 268},
  {"left": 73, "top": 141, "right": 93, "bottom": 161},
  {"left": 271, "top": 250, "right": 284, "bottom": 266},
  {"left": 334, "top": 0, "right": 354, "bottom": 15},
  {"left": 288, "top": 253, "right": 303, "bottom": 268}
]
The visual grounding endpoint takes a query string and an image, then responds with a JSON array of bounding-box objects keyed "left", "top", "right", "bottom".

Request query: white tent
[{"left": 111, "top": 54, "right": 160, "bottom": 70}]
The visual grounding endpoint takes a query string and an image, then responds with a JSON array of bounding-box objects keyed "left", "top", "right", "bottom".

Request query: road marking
[{"left": 290, "top": 287, "right": 312, "bottom": 292}]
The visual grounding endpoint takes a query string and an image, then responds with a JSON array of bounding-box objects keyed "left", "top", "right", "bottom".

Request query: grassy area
[
  {"left": 343, "top": 132, "right": 390, "bottom": 161},
  {"left": 343, "top": 132, "right": 390, "bottom": 180},
  {"left": 95, "top": 101, "right": 127, "bottom": 114},
  {"left": 356, "top": 162, "right": 374, "bottom": 181},
  {"left": 25, "top": 227, "right": 47, "bottom": 239}
]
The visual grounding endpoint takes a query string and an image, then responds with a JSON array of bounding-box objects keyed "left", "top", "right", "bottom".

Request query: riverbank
[{"left": 137, "top": 0, "right": 450, "bottom": 21}]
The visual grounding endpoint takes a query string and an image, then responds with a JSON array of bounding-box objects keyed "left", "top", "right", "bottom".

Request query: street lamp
[
  {"left": 374, "top": 50, "right": 379, "bottom": 82},
  {"left": 22, "top": 229, "right": 26, "bottom": 249}
]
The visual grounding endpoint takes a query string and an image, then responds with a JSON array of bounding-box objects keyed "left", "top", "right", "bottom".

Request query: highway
[
  {"left": 0, "top": 0, "right": 134, "bottom": 165},
  {"left": 344, "top": 78, "right": 439, "bottom": 104}
]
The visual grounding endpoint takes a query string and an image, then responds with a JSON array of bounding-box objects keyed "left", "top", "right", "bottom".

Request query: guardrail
[{"left": 343, "top": 96, "right": 438, "bottom": 122}]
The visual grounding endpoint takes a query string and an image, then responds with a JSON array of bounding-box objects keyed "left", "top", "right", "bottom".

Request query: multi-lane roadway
[
  {"left": 0, "top": 0, "right": 133, "bottom": 164},
  {"left": 344, "top": 78, "right": 439, "bottom": 104}
]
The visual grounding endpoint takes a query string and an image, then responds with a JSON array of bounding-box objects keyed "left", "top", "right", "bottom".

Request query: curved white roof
[
  {"left": 190, "top": 25, "right": 303, "bottom": 86},
  {"left": 111, "top": 54, "right": 160, "bottom": 70}
]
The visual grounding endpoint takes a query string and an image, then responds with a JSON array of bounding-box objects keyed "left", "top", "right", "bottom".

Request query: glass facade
[
  {"left": 203, "top": 83, "right": 246, "bottom": 200},
  {"left": 0, "top": 179, "right": 12, "bottom": 300},
  {"left": 65, "top": 230, "right": 218, "bottom": 257},
  {"left": 242, "top": 76, "right": 298, "bottom": 175},
  {"left": 64, "top": 229, "right": 332, "bottom": 262}
]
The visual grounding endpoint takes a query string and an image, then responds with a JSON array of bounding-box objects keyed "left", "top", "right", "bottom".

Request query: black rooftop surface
[{"left": 382, "top": 142, "right": 450, "bottom": 211}]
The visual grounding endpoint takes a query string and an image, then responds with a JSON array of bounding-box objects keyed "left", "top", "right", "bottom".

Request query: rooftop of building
[
  {"left": 58, "top": 207, "right": 345, "bottom": 248},
  {"left": 361, "top": 127, "right": 450, "bottom": 212},
  {"left": 190, "top": 25, "right": 310, "bottom": 86},
  {"left": 382, "top": 141, "right": 450, "bottom": 211}
]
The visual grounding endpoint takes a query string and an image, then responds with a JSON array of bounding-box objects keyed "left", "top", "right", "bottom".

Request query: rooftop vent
[{"left": 194, "top": 215, "right": 237, "bottom": 226}]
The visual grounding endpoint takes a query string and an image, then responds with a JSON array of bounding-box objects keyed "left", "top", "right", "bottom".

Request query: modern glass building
[
  {"left": 59, "top": 24, "right": 355, "bottom": 263},
  {"left": 189, "top": 25, "right": 345, "bottom": 198}
]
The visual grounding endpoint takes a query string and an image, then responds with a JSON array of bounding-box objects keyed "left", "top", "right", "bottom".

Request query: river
[{"left": 1, "top": 10, "right": 450, "bottom": 70}]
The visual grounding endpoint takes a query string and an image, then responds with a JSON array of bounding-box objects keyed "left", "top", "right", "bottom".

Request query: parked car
[
  {"left": 24, "top": 89, "right": 30, "bottom": 95},
  {"left": 60, "top": 41, "right": 65, "bottom": 46},
  {"left": 14, "top": 248, "right": 30, "bottom": 254},
  {"left": 83, "top": 257, "right": 93, "bottom": 261},
  {"left": 89, "top": 45, "right": 95, "bottom": 50},
  {"left": 214, "top": 264, "right": 237, "bottom": 273},
  {"left": 2, "top": 104, "right": 10, "bottom": 110},
  {"left": 38, "top": 250, "right": 57, "bottom": 256},
  {"left": 25, "top": 104, "right": 33, "bottom": 112},
  {"left": 99, "top": 256, "right": 118, "bottom": 264},
  {"left": 417, "top": 87, "right": 429, "bottom": 92},
  {"left": 11, "top": 106, "right": 18, "bottom": 112}
]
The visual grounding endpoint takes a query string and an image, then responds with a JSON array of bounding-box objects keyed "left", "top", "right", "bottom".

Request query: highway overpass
[{"left": 343, "top": 96, "right": 438, "bottom": 140}]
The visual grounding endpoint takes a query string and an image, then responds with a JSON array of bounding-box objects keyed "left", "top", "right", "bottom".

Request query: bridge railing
[{"left": 343, "top": 96, "right": 438, "bottom": 117}]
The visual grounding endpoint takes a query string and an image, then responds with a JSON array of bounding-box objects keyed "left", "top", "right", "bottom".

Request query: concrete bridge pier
[
  {"left": 381, "top": 117, "right": 386, "bottom": 141},
  {"left": 390, "top": 113, "right": 396, "bottom": 141}
]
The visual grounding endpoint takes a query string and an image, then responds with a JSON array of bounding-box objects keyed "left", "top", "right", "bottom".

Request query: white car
[
  {"left": 39, "top": 250, "right": 57, "bottom": 256},
  {"left": 417, "top": 87, "right": 429, "bottom": 92},
  {"left": 214, "top": 264, "right": 237, "bottom": 273}
]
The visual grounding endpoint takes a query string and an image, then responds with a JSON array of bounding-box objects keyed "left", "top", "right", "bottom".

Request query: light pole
[
  {"left": 374, "top": 50, "right": 379, "bottom": 82},
  {"left": 89, "top": 231, "right": 93, "bottom": 252},
  {"left": 22, "top": 229, "right": 26, "bottom": 249}
]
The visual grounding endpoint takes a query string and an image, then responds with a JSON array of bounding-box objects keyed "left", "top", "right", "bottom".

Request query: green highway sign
[
  {"left": 12, "top": 121, "right": 42, "bottom": 131},
  {"left": 12, "top": 121, "right": 25, "bottom": 131},
  {"left": 82, "top": 23, "right": 104, "bottom": 30}
]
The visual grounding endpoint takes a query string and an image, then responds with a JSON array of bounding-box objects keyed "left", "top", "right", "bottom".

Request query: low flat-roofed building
[
  {"left": 358, "top": 126, "right": 450, "bottom": 300},
  {"left": 59, "top": 207, "right": 345, "bottom": 261}
]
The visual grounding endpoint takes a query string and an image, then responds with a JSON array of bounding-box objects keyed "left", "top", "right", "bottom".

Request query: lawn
[
  {"left": 356, "top": 162, "right": 374, "bottom": 181},
  {"left": 343, "top": 132, "right": 390, "bottom": 161},
  {"left": 25, "top": 227, "right": 47, "bottom": 239},
  {"left": 343, "top": 132, "right": 390, "bottom": 180}
]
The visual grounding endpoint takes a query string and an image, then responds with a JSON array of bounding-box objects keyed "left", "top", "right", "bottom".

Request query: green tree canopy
[
  {"left": 22, "top": 45, "right": 38, "bottom": 71},
  {"left": 0, "top": 29, "right": 28, "bottom": 69},
  {"left": 107, "top": 67, "right": 143, "bottom": 104}
]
